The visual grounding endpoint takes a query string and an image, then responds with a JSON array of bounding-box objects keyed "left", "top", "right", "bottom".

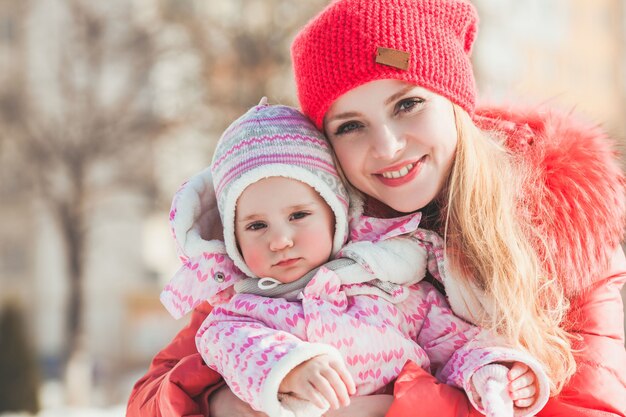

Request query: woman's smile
[{"left": 374, "top": 156, "right": 426, "bottom": 186}]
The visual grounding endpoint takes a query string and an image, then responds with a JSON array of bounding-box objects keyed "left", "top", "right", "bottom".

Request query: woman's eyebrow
[
  {"left": 384, "top": 85, "right": 415, "bottom": 105},
  {"left": 326, "top": 111, "right": 361, "bottom": 122},
  {"left": 327, "top": 85, "right": 417, "bottom": 123}
]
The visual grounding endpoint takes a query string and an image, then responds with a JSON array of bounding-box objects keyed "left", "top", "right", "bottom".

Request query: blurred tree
[
  {"left": 0, "top": 0, "right": 331, "bottom": 403},
  {"left": 0, "top": 301, "right": 41, "bottom": 414},
  {"left": 0, "top": 0, "right": 171, "bottom": 386},
  {"left": 154, "top": 0, "right": 330, "bottom": 132}
]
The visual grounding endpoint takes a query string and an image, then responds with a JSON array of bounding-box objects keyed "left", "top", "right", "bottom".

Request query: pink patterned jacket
[{"left": 161, "top": 179, "right": 550, "bottom": 417}]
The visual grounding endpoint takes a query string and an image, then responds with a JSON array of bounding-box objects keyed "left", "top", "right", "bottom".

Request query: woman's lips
[{"left": 375, "top": 157, "right": 425, "bottom": 186}]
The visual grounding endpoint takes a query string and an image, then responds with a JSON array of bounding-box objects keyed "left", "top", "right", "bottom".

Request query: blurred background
[{"left": 0, "top": 0, "right": 625, "bottom": 415}]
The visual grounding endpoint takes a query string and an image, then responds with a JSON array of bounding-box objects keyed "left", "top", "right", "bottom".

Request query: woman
[{"left": 126, "top": 0, "right": 626, "bottom": 416}]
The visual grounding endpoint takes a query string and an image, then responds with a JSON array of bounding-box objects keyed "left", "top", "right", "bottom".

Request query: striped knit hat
[
  {"left": 291, "top": 0, "right": 479, "bottom": 130},
  {"left": 211, "top": 100, "right": 350, "bottom": 278}
]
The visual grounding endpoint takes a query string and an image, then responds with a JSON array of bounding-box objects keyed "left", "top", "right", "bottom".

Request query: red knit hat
[{"left": 291, "top": 0, "right": 479, "bottom": 130}]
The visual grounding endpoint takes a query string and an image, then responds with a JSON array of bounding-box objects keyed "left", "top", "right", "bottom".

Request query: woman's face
[{"left": 324, "top": 79, "right": 458, "bottom": 213}]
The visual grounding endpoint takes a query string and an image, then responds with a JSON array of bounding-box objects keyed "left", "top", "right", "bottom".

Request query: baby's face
[{"left": 235, "top": 176, "right": 335, "bottom": 283}]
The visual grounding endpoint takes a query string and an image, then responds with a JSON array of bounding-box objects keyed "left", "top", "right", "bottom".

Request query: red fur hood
[{"left": 474, "top": 105, "right": 626, "bottom": 297}]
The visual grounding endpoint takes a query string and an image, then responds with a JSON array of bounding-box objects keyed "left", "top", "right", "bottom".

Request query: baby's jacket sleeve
[
  {"left": 196, "top": 296, "right": 343, "bottom": 417},
  {"left": 411, "top": 283, "right": 551, "bottom": 417}
]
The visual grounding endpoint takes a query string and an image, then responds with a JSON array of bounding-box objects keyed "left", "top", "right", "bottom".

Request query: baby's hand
[
  {"left": 507, "top": 362, "right": 538, "bottom": 408},
  {"left": 279, "top": 354, "right": 356, "bottom": 410}
]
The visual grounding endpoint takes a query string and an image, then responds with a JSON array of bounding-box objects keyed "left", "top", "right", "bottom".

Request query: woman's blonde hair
[{"left": 443, "top": 105, "right": 576, "bottom": 393}]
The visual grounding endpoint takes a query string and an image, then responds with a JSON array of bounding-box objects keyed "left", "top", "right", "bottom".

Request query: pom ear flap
[
  {"left": 194, "top": 177, "right": 224, "bottom": 242},
  {"left": 163, "top": 167, "right": 245, "bottom": 319},
  {"left": 170, "top": 167, "right": 225, "bottom": 260}
]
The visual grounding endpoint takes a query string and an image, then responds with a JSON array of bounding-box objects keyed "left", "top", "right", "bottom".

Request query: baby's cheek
[
  {"left": 301, "top": 228, "right": 333, "bottom": 261},
  {"left": 241, "top": 247, "right": 268, "bottom": 276}
]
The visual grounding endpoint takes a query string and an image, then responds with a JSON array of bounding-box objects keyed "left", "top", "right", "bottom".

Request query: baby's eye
[
  {"left": 290, "top": 211, "right": 310, "bottom": 221},
  {"left": 246, "top": 221, "right": 267, "bottom": 231},
  {"left": 334, "top": 121, "right": 363, "bottom": 136},
  {"left": 396, "top": 97, "right": 424, "bottom": 113}
]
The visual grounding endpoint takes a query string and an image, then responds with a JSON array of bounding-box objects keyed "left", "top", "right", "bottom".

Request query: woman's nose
[
  {"left": 371, "top": 124, "right": 405, "bottom": 159},
  {"left": 269, "top": 230, "right": 294, "bottom": 251}
]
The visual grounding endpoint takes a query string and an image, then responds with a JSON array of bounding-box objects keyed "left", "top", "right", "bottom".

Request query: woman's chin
[
  {"left": 379, "top": 195, "right": 430, "bottom": 214},
  {"left": 370, "top": 181, "right": 437, "bottom": 215}
]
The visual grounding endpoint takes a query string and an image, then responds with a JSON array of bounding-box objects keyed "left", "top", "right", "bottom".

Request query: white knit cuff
[
  {"left": 259, "top": 343, "right": 344, "bottom": 417},
  {"left": 472, "top": 364, "right": 513, "bottom": 417},
  {"left": 465, "top": 356, "right": 550, "bottom": 417}
]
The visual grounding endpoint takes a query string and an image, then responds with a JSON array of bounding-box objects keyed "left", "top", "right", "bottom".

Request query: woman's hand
[
  {"left": 508, "top": 362, "right": 538, "bottom": 408},
  {"left": 323, "top": 394, "right": 394, "bottom": 417},
  {"left": 209, "top": 384, "right": 268, "bottom": 417},
  {"left": 279, "top": 354, "right": 356, "bottom": 410}
]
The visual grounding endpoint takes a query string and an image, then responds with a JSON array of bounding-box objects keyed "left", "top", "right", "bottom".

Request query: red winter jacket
[{"left": 127, "top": 106, "right": 626, "bottom": 417}]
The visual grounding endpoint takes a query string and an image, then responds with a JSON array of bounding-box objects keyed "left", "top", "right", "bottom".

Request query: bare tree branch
[
  {"left": 0, "top": 0, "right": 171, "bottom": 369},
  {"left": 156, "top": 0, "right": 330, "bottom": 129}
]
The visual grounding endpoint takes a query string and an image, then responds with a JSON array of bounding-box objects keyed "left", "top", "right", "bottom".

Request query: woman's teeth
[{"left": 381, "top": 163, "right": 415, "bottom": 179}]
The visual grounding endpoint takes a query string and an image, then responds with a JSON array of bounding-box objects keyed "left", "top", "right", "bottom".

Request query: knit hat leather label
[{"left": 375, "top": 47, "right": 409, "bottom": 70}]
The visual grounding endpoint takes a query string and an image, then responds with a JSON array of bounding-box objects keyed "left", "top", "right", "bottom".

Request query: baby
[{"left": 161, "top": 101, "right": 550, "bottom": 417}]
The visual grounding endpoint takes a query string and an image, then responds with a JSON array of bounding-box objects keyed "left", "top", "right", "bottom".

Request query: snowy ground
[
  {"left": 0, "top": 381, "right": 126, "bottom": 417},
  {"left": 0, "top": 406, "right": 125, "bottom": 417}
]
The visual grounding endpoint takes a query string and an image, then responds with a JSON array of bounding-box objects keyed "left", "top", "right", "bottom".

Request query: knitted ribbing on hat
[
  {"left": 211, "top": 103, "right": 350, "bottom": 278},
  {"left": 291, "top": 0, "right": 479, "bottom": 130}
]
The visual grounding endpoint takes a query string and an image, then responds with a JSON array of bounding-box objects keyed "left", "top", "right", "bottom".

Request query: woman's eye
[
  {"left": 246, "top": 221, "right": 267, "bottom": 231},
  {"left": 290, "top": 211, "right": 310, "bottom": 221},
  {"left": 334, "top": 121, "right": 362, "bottom": 136},
  {"left": 396, "top": 98, "right": 423, "bottom": 113}
]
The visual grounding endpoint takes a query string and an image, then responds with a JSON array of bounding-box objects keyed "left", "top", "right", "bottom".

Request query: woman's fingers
[
  {"left": 513, "top": 396, "right": 535, "bottom": 408},
  {"left": 506, "top": 363, "right": 540, "bottom": 410},
  {"left": 511, "top": 378, "right": 537, "bottom": 409},
  {"left": 512, "top": 383, "right": 536, "bottom": 400},
  {"left": 323, "top": 395, "right": 394, "bottom": 417},
  {"left": 209, "top": 384, "right": 269, "bottom": 417},
  {"left": 507, "top": 362, "right": 529, "bottom": 381},
  {"left": 509, "top": 369, "right": 535, "bottom": 391}
]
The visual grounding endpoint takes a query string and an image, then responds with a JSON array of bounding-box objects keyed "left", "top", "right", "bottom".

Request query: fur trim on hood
[
  {"left": 475, "top": 105, "right": 626, "bottom": 297},
  {"left": 161, "top": 168, "right": 246, "bottom": 318}
]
